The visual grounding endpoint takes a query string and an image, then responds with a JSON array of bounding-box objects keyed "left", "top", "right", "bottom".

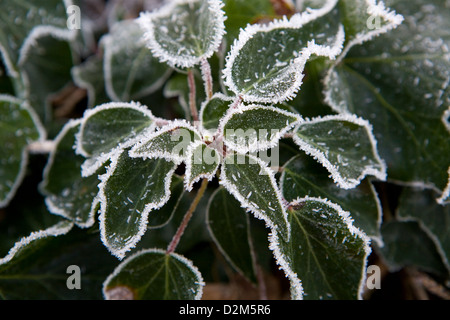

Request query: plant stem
[
  {"left": 166, "top": 179, "right": 209, "bottom": 254},
  {"left": 187, "top": 68, "right": 199, "bottom": 122},
  {"left": 201, "top": 58, "right": 213, "bottom": 100}
]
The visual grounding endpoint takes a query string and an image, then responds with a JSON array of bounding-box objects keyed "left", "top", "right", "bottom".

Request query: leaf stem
[
  {"left": 200, "top": 58, "right": 213, "bottom": 100},
  {"left": 166, "top": 179, "right": 209, "bottom": 254},
  {"left": 187, "top": 68, "right": 199, "bottom": 122}
]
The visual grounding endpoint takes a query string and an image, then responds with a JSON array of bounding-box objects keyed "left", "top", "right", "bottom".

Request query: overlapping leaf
[
  {"left": 184, "top": 141, "right": 221, "bottom": 191},
  {"left": 103, "top": 249, "right": 204, "bottom": 300}
]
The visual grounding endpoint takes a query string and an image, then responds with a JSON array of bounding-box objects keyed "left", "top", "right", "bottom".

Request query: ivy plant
[{"left": 0, "top": 0, "right": 448, "bottom": 300}]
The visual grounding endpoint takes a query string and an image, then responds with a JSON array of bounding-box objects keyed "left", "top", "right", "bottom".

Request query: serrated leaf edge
[
  {"left": 102, "top": 248, "right": 205, "bottom": 300},
  {"left": 199, "top": 92, "right": 234, "bottom": 133},
  {"left": 97, "top": 150, "right": 176, "bottom": 259},
  {"left": 292, "top": 113, "right": 387, "bottom": 189}
]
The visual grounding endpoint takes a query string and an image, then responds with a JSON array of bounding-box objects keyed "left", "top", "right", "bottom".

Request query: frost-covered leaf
[
  {"left": 292, "top": 114, "right": 386, "bottom": 189},
  {"left": 207, "top": 187, "right": 257, "bottom": 283},
  {"left": 220, "top": 153, "right": 290, "bottom": 240},
  {"left": 76, "top": 102, "right": 155, "bottom": 159},
  {"left": 129, "top": 120, "right": 201, "bottom": 164},
  {"left": 0, "top": 0, "right": 74, "bottom": 77},
  {"left": 379, "top": 221, "right": 448, "bottom": 278},
  {"left": 221, "top": 104, "right": 301, "bottom": 153},
  {"left": 99, "top": 150, "right": 177, "bottom": 259},
  {"left": 102, "top": 19, "right": 172, "bottom": 102},
  {"left": 338, "top": 0, "right": 403, "bottom": 57},
  {"left": 280, "top": 154, "right": 382, "bottom": 241},
  {"left": 323, "top": 0, "right": 450, "bottom": 197},
  {"left": 397, "top": 187, "right": 450, "bottom": 274},
  {"left": 223, "top": 3, "right": 344, "bottom": 103},
  {"left": 19, "top": 33, "right": 75, "bottom": 124},
  {"left": 137, "top": 0, "right": 226, "bottom": 68},
  {"left": 199, "top": 92, "right": 233, "bottom": 131},
  {"left": 184, "top": 141, "right": 221, "bottom": 191},
  {"left": 103, "top": 248, "right": 204, "bottom": 300},
  {"left": 0, "top": 95, "right": 45, "bottom": 208},
  {"left": 71, "top": 55, "right": 110, "bottom": 108},
  {"left": 39, "top": 120, "right": 102, "bottom": 228},
  {"left": 270, "top": 197, "right": 371, "bottom": 300},
  {"left": 0, "top": 221, "right": 119, "bottom": 300}
]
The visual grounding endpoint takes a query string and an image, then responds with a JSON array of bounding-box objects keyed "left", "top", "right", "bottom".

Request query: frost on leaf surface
[
  {"left": 0, "top": 0, "right": 74, "bottom": 77},
  {"left": 323, "top": 0, "right": 450, "bottom": 196},
  {"left": 103, "top": 248, "right": 204, "bottom": 300},
  {"left": 280, "top": 154, "right": 382, "bottom": 241},
  {"left": 0, "top": 95, "right": 45, "bottom": 208},
  {"left": 199, "top": 93, "right": 233, "bottom": 131},
  {"left": 102, "top": 19, "right": 172, "bottom": 102},
  {"left": 293, "top": 114, "right": 386, "bottom": 189},
  {"left": 269, "top": 197, "right": 371, "bottom": 300},
  {"left": 98, "top": 150, "right": 176, "bottom": 259},
  {"left": 76, "top": 102, "right": 155, "bottom": 176},
  {"left": 130, "top": 120, "right": 201, "bottom": 164},
  {"left": 221, "top": 104, "right": 301, "bottom": 153},
  {"left": 137, "top": 0, "right": 226, "bottom": 68},
  {"left": 223, "top": 4, "right": 344, "bottom": 104},
  {"left": 40, "top": 120, "right": 102, "bottom": 228},
  {"left": 184, "top": 141, "right": 221, "bottom": 191},
  {"left": 220, "top": 153, "right": 290, "bottom": 240}
]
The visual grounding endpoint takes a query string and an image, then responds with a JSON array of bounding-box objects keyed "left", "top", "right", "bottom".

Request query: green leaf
[
  {"left": 220, "top": 153, "right": 290, "bottom": 240},
  {"left": 207, "top": 187, "right": 257, "bottom": 283},
  {"left": 293, "top": 114, "right": 386, "bottom": 189},
  {"left": 199, "top": 92, "right": 233, "bottom": 131},
  {"left": 98, "top": 150, "right": 177, "bottom": 259},
  {"left": 184, "top": 141, "right": 221, "bottom": 191},
  {"left": 76, "top": 102, "right": 156, "bottom": 175},
  {"left": 0, "top": 0, "right": 74, "bottom": 77},
  {"left": 379, "top": 221, "right": 448, "bottom": 278},
  {"left": 0, "top": 95, "right": 45, "bottom": 208},
  {"left": 0, "top": 222, "right": 119, "bottom": 300},
  {"left": 223, "top": 4, "right": 344, "bottom": 103},
  {"left": 102, "top": 20, "right": 172, "bottom": 102},
  {"left": 103, "top": 249, "right": 204, "bottom": 300},
  {"left": 270, "top": 197, "right": 371, "bottom": 300},
  {"left": 323, "top": 0, "right": 450, "bottom": 195},
  {"left": 19, "top": 34, "right": 75, "bottom": 124},
  {"left": 129, "top": 120, "right": 201, "bottom": 164},
  {"left": 280, "top": 154, "right": 382, "bottom": 241},
  {"left": 137, "top": 0, "right": 226, "bottom": 68},
  {"left": 71, "top": 55, "right": 111, "bottom": 108},
  {"left": 221, "top": 104, "right": 301, "bottom": 153},
  {"left": 397, "top": 187, "right": 450, "bottom": 274},
  {"left": 39, "top": 120, "right": 102, "bottom": 228}
]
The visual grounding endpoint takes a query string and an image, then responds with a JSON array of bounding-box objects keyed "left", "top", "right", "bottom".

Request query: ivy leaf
[
  {"left": 323, "top": 0, "right": 450, "bottom": 198},
  {"left": 221, "top": 104, "right": 301, "bottom": 153},
  {"left": 207, "top": 187, "right": 257, "bottom": 284},
  {"left": 0, "top": 0, "right": 74, "bottom": 77},
  {"left": 0, "top": 95, "right": 45, "bottom": 208},
  {"left": 280, "top": 154, "right": 382, "bottom": 241},
  {"left": 379, "top": 221, "right": 448, "bottom": 278},
  {"left": 19, "top": 34, "right": 75, "bottom": 124},
  {"left": 397, "top": 187, "right": 450, "bottom": 274},
  {"left": 199, "top": 92, "right": 233, "bottom": 131},
  {"left": 129, "top": 120, "right": 201, "bottom": 164},
  {"left": 102, "top": 19, "right": 172, "bottom": 102},
  {"left": 76, "top": 102, "right": 156, "bottom": 176},
  {"left": 292, "top": 114, "right": 387, "bottom": 189},
  {"left": 98, "top": 150, "right": 176, "bottom": 259},
  {"left": 103, "top": 248, "right": 204, "bottom": 300},
  {"left": 270, "top": 197, "right": 371, "bottom": 300},
  {"left": 184, "top": 141, "right": 221, "bottom": 192},
  {"left": 137, "top": 0, "right": 226, "bottom": 68},
  {"left": 39, "top": 120, "right": 102, "bottom": 228},
  {"left": 71, "top": 55, "right": 111, "bottom": 109},
  {"left": 223, "top": 3, "right": 344, "bottom": 104},
  {"left": 220, "top": 153, "right": 290, "bottom": 240}
]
